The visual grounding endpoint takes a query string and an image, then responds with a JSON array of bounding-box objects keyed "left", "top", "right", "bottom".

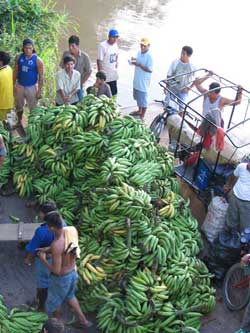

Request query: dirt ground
[{"left": 0, "top": 105, "right": 244, "bottom": 333}]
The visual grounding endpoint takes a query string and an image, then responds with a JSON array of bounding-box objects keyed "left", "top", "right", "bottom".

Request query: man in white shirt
[
  {"left": 226, "top": 162, "right": 250, "bottom": 232},
  {"left": 56, "top": 55, "right": 80, "bottom": 106},
  {"left": 164, "top": 46, "right": 195, "bottom": 111},
  {"left": 97, "top": 29, "right": 119, "bottom": 96}
]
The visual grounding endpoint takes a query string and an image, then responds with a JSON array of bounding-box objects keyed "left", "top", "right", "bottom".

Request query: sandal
[{"left": 129, "top": 110, "right": 142, "bottom": 116}]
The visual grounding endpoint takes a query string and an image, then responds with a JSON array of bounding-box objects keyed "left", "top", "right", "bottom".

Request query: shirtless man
[{"left": 37, "top": 212, "right": 91, "bottom": 329}]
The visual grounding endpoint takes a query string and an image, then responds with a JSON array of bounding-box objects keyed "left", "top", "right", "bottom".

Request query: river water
[{"left": 57, "top": 0, "right": 250, "bottom": 134}]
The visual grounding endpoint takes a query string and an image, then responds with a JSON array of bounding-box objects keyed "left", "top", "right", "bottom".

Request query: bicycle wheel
[
  {"left": 222, "top": 262, "right": 250, "bottom": 311},
  {"left": 150, "top": 114, "right": 165, "bottom": 141}
]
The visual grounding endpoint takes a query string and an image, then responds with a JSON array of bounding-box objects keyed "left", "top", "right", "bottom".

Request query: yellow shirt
[{"left": 0, "top": 65, "right": 14, "bottom": 109}]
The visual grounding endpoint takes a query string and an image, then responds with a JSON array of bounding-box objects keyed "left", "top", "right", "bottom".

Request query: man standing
[
  {"left": 194, "top": 73, "right": 243, "bottom": 116},
  {"left": 97, "top": 29, "right": 119, "bottom": 96},
  {"left": 56, "top": 56, "right": 80, "bottom": 106},
  {"left": 130, "top": 38, "right": 153, "bottom": 120},
  {"left": 60, "top": 35, "right": 92, "bottom": 101},
  {"left": 0, "top": 51, "right": 14, "bottom": 121},
  {"left": 13, "top": 38, "right": 44, "bottom": 126},
  {"left": 225, "top": 162, "right": 250, "bottom": 232},
  {"left": 25, "top": 202, "right": 58, "bottom": 311},
  {"left": 37, "top": 212, "right": 91, "bottom": 328},
  {"left": 164, "top": 46, "right": 195, "bottom": 109}
]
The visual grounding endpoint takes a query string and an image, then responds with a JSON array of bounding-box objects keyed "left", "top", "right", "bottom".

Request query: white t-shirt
[
  {"left": 97, "top": 40, "right": 118, "bottom": 82},
  {"left": 56, "top": 69, "right": 80, "bottom": 105},
  {"left": 167, "top": 59, "right": 196, "bottom": 93},
  {"left": 233, "top": 163, "right": 250, "bottom": 201}
]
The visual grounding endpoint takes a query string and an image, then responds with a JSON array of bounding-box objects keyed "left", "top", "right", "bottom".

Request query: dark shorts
[
  {"left": 107, "top": 81, "right": 117, "bottom": 96},
  {"left": 35, "top": 257, "right": 51, "bottom": 289},
  {"left": 46, "top": 270, "right": 78, "bottom": 313},
  {"left": 226, "top": 192, "right": 250, "bottom": 232}
]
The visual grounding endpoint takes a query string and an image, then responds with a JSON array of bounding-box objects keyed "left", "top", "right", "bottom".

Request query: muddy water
[{"left": 57, "top": 0, "right": 250, "bottom": 118}]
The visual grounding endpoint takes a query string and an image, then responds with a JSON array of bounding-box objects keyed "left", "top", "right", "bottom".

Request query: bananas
[
  {"left": 0, "top": 295, "right": 47, "bottom": 333},
  {"left": 6, "top": 95, "right": 216, "bottom": 332},
  {"left": 79, "top": 254, "right": 106, "bottom": 285}
]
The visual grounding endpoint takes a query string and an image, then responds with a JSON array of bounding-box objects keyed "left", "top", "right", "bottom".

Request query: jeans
[
  {"left": 164, "top": 90, "right": 188, "bottom": 111},
  {"left": 77, "top": 88, "right": 84, "bottom": 102}
]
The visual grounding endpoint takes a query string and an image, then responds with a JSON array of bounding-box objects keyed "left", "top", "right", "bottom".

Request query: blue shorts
[
  {"left": 46, "top": 270, "right": 78, "bottom": 313},
  {"left": 133, "top": 88, "right": 148, "bottom": 108},
  {"left": 35, "top": 257, "right": 51, "bottom": 289}
]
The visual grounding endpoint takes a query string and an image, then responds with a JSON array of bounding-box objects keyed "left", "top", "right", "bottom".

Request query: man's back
[{"left": 51, "top": 231, "right": 76, "bottom": 276}]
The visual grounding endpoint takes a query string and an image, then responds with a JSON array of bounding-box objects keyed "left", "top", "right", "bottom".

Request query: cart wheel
[
  {"left": 222, "top": 262, "right": 250, "bottom": 311},
  {"left": 150, "top": 114, "right": 165, "bottom": 142}
]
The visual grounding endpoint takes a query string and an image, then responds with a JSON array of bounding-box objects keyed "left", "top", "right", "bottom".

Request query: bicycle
[
  {"left": 223, "top": 261, "right": 250, "bottom": 311},
  {"left": 150, "top": 79, "right": 196, "bottom": 143}
]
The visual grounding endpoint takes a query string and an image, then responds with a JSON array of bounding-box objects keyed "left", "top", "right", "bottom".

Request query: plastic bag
[
  {"left": 205, "top": 229, "right": 241, "bottom": 281},
  {"left": 201, "top": 196, "right": 228, "bottom": 242}
]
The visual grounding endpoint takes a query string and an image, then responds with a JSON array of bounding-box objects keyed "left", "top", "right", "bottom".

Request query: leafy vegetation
[{"left": 0, "top": 0, "right": 69, "bottom": 104}]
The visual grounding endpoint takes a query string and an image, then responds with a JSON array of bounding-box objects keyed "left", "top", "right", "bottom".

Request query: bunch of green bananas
[
  {"left": 0, "top": 295, "right": 47, "bottom": 333},
  {"left": 5, "top": 94, "right": 216, "bottom": 332},
  {"left": 85, "top": 95, "right": 119, "bottom": 130},
  {"left": 107, "top": 115, "right": 155, "bottom": 141}
]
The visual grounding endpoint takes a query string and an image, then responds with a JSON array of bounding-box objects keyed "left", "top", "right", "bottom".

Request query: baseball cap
[
  {"left": 140, "top": 37, "right": 150, "bottom": 46},
  {"left": 23, "top": 38, "right": 34, "bottom": 47},
  {"left": 109, "top": 29, "right": 119, "bottom": 38}
]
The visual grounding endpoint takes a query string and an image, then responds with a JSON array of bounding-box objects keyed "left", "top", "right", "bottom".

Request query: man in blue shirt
[
  {"left": 25, "top": 201, "right": 58, "bottom": 311},
  {"left": 130, "top": 38, "right": 153, "bottom": 120},
  {"left": 13, "top": 38, "right": 44, "bottom": 127}
]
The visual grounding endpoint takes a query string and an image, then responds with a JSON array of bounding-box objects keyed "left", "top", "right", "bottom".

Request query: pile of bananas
[
  {"left": 0, "top": 295, "right": 47, "bottom": 333},
  {"left": 4, "top": 94, "right": 216, "bottom": 331}
]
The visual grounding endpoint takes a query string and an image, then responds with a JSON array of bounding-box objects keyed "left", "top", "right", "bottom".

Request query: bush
[{"left": 0, "top": 0, "right": 69, "bottom": 105}]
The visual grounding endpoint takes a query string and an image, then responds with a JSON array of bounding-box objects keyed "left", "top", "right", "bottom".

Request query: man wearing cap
[
  {"left": 130, "top": 38, "right": 153, "bottom": 120},
  {"left": 60, "top": 35, "right": 92, "bottom": 101},
  {"left": 97, "top": 29, "right": 119, "bottom": 96},
  {"left": 13, "top": 38, "right": 44, "bottom": 126}
]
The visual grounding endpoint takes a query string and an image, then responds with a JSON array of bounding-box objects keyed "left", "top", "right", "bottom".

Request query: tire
[
  {"left": 222, "top": 262, "right": 250, "bottom": 311},
  {"left": 150, "top": 114, "right": 165, "bottom": 142}
]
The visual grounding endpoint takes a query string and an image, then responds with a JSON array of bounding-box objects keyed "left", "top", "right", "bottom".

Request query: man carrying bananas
[
  {"left": 25, "top": 202, "right": 58, "bottom": 311},
  {"left": 37, "top": 212, "right": 92, "bottom": 329}
]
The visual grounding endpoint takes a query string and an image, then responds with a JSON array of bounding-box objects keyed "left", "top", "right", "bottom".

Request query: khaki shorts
[
  {"left": 15, "top": 84, "right": 38, "bottom": 113},
  {"left": 0, "top": 109, "right": 11, "bottom": 121}
]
